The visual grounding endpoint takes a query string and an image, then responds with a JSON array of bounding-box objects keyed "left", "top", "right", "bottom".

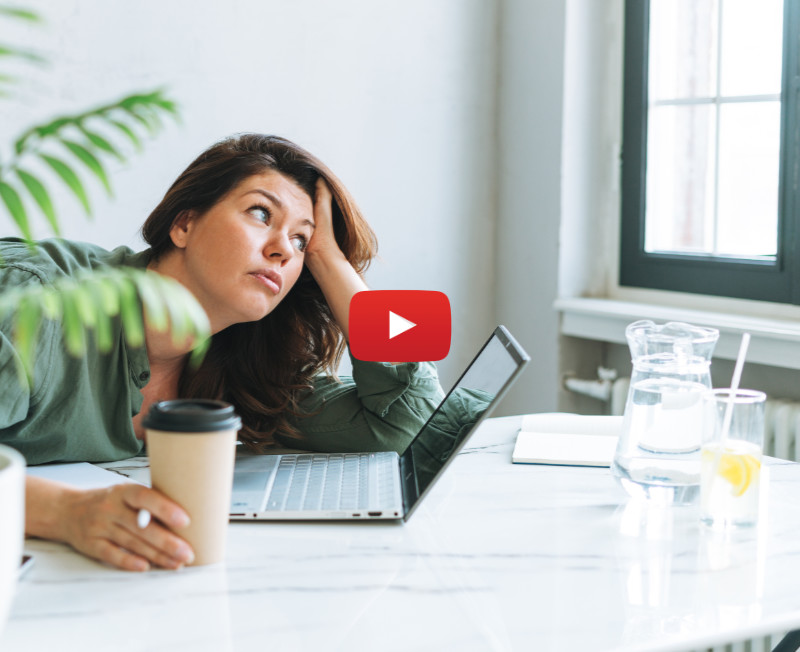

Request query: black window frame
[{"left": 620, "top": 0, "right": 800, "bottom": 304}]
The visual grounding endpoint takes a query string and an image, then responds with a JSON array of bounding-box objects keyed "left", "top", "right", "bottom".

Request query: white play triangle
[{"left": 389, "top": 311, "right": 416, "bottom": 339}]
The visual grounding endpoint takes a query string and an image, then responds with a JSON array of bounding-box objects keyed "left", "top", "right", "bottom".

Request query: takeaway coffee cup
[
  {"left": 143, "top": 400, "right": 241, "bottom": 566},
  {"left": 0, "top": 444, "right": 25, "bottom": 638}
]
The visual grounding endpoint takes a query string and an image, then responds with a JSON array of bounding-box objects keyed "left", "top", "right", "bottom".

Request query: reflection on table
[{"left": 5, "top": 415, "right": 800, "bottom": 652}]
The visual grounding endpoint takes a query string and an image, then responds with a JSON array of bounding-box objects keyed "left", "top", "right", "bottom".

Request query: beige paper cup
[{"left": 143, "top": 400, "right": 241, "bottom": 566}]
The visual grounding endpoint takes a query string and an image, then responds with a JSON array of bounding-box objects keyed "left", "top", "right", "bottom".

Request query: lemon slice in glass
[{"left": 714, "top": 451, "right": 761, "bottom": 496}]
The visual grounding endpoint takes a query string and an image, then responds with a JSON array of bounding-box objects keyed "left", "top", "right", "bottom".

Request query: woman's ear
[{"left": 169, "top": 210, "right": 196, "bottom": 249}]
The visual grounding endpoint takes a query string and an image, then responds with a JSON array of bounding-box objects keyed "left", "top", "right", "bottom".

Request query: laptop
[{"left": 230, "top": 325, "right": 529, "bottom": 521}]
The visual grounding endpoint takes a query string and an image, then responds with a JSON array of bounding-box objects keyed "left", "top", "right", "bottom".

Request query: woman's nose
[{"left": 263, "top": 229, "right": 295, "bottom": 263}]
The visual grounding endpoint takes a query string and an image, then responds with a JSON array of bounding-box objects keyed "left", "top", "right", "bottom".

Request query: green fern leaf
[
  {"left": 115, "top": 274, "right": 144, "bottom": 348},
  {"left": 39, "top": 154, "right": 91, "bottom": 215},
  {"left": 188, "top": 334, "right": 211, "bottom": 369},
  {"left": 140, "top": 105, "right": 165, "bottom": 131},
  {"left": 16, "top": 169, "right": 59, "bottom": 236},
  {"left": 39, "top": 288, "right": 61, "bottom": 320},
  {"left": 71, "top": 284, "right": 97, "bottom": 327},
  {"left": 78, "top": 126, "right": 124, "bottom": 161},
  {"left": 0, "top": 267, "right": 210, "bottom": 380},
  {"left": 0, "top": 7, "right": 42, "bottom": 22},
  {"left": 15, "top": 117, "right": 74, "bottom": 155},
  {"left": 14, "top": 293, "right": 41, "bottom": 378},
  {"left": 35, "top": 117, "right": 73, "bottom": 138},
  {"left": 0, "top": 180, "right": 33, "bottom": 241},
  {"left": 122, "top": 106, "right": 157, "bottom": 135},
  {"left": 107, "top": 119, "right": 142, "bottom": 150},
  {"left": 60, "top": 289, "right": 86, "bottom": 356},
  {"left": 0, "top": 44, "right": 45, "bottom": 63},
  {"left": 133, "top": 273, "right": 169, "bottom": 332},
  {"left": 81, "top": 277, "right": 116, "bottom": 351},
  {"left": 152, "top": 96, "right": 178, "bottom": 116},
  {"left": 92, "top": 302, "right": 113, "bottom": 350},
  {"left": 13, "top": 131, "right": 32, "bottom": 156},
  {"left": 61, "top": 139, "right": 112, "bottom": 196},
  {"left": 90, "top": 275, "right": 121, "bottom": 315},
  {"left": 161, "top": 279, "right": 194, "bottom": 343}
]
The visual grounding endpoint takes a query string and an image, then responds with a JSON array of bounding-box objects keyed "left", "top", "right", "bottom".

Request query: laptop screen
[{"left": 399, "top": 325, "right": 529, "bottom": 520}]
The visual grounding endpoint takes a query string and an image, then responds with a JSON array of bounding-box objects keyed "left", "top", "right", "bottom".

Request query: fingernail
[
  {"left": 134, "top": 560, "right": 150, "bottom": 572},
  {"left": 173, "top": 513, "right": 191, "bottom": 528},
  {"left": 177, "top": 545, "right": 194, "bottom": 564}
]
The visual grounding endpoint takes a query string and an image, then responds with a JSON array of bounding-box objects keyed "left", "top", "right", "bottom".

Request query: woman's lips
[{"left": 249, "top": 270, "right": 282, "bottom": 294}]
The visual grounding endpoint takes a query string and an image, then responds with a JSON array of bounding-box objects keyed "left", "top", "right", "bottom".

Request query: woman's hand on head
[
  {"left": 58, "top": 483, "right": 194, "bottom": 572},
  {"left": 301, "top": 178, "right": 369, "bottom": 339},
  {"left": 304, "top": 178, "right": 347, "bottom": 269}
]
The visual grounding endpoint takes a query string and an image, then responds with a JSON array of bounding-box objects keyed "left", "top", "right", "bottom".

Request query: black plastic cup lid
[{"left": 142, "top": 399, "right": 242, "bottom": 432}]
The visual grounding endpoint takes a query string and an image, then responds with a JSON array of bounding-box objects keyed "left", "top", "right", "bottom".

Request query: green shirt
[{"left": 0, "top": 238, "right": 444, "bottom": 465}]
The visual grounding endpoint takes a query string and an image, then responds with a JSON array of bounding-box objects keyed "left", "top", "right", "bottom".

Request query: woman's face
[{"left": 169, "top": 171, "right": 315, "bottom": 332}]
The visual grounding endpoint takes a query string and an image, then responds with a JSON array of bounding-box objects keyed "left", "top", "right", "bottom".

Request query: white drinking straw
[
  {"left": 720, "top": 332, "right": 751, "bottom": 446},
  {"left": 710, "top": 332, "right": 751, "bottom": 486}
]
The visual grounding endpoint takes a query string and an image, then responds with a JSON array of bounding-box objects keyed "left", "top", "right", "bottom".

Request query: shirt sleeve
[
  {"left": 277, "top": 354, "right": 445, "bottom": 453},
  {"left": 0, "top": 328, "right": 31, "bottom": 429},
  {"left": 0, "top": 262, "right": 56, "bottom": 431}
]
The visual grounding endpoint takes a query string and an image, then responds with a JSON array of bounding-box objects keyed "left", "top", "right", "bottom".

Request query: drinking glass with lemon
[{"left": 700, "top": 389, "right": 766, "bottom": 529}]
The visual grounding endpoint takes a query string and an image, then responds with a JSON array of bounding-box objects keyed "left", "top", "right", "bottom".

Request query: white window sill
[{"left": 554, "top": 297, "right": 800, "bottom": 370}]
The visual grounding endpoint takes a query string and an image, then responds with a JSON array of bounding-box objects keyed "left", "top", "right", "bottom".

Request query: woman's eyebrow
[
  {"left": 244, "top": 189, "right": 315, "bottom": 229},
  {"left": 244, "top": 188, "right": 282, "bottom": 208}
]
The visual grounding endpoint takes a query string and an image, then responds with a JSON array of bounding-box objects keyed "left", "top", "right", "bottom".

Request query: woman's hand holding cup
[{"left": 58, "top": 482, "right": 194, "bottom": 572}]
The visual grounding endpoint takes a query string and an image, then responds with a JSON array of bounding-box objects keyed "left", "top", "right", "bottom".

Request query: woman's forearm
[
  {"left": 25, "top": 475, "right": 78, "bottom": 541},
  {"left": 25, "top": 474, "right": 195, "bottom": 571},
  {"left": 305, "top": 250, "right": 367, "bottom": 341}
]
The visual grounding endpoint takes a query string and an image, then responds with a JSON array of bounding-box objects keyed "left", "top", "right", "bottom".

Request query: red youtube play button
[{"left": 349, "top": 290, "right": 451, "bottom": 362}]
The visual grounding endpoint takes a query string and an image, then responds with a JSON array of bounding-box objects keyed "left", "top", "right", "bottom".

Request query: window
[{"left": 620, "top": 0, "right": 800, "bottom": 303}]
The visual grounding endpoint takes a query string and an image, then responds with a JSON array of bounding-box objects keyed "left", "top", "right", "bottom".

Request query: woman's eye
[
  {"left": 291, "top": 235, "right": 308, "bottom": 252},
  {"left": 248, "top": 206, "right": 270, "bottom": 222}
]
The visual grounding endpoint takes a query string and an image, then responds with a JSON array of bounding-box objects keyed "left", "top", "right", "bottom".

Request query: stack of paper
[
  {"left": 512, "top": 413, "right": 621, "bottom": 467},
  {"left": 26, "top": 463, "right": 137, "bottom": 488}
]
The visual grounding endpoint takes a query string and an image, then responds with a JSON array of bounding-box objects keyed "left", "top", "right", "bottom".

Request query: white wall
[
  {"left": 1, "top": 0, "right": 499, "bottom": 390},
  {"left": 560, "top": 0, "right": 623, "bottom": 301},
  {"left": 494, "top": 0, "right": 566, "bottom": 415}
]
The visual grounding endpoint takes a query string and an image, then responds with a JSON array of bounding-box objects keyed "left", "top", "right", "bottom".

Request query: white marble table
[{"left": 4, "top": 416, "right": 800, "bottom": 652}]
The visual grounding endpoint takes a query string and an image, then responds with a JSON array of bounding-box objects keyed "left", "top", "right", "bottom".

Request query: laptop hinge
[{"left": 398, "top": 449, "right": 419, "bottom": 517}]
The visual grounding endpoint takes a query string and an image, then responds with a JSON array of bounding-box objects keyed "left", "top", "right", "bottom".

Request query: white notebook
[{"left": 511, "top": 413, "right": 621, "bottom": 467}]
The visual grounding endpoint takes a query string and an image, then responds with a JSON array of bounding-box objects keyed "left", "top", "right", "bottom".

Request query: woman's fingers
[
  {"left": 92, "top": 537, "right": 151, "bottom": 572},
  {"left": 60, "top": 483, "right": 194, "bottom": 571},
  {"left": 314, "top": 177, "right": 333, "bottom": 220},
  {"left": 110, "top": 522, "right": 189, "bottom": 570},
  {"left": 122, "top": 483, "right": 191, "bottom": 531},
  {"left": 306, "top": 177, "right": 350, "bottom": 276},
  {"left": 307, "top": 179, "right": 336, "bottom": 253},
  {"left": 118, "top": 500, "right": 195, "bottom": 566}
]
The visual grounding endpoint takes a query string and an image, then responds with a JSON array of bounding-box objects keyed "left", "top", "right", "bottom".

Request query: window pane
[
  {"left": 719, "top": 0, "right": 783, "bottom": 97},
  {"left": 645, "top": 105, "right": 716, "bottom": 254},
  {"left": 649, "top": 0, "right": 718, "bottom": 101},
  {"left": 716, "top": 102, "right": 780, "bottom": 257}
]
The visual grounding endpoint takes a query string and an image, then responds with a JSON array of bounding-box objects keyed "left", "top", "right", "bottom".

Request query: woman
[{"left": 1, "top": 134, "right": 443, "bottom": 572}]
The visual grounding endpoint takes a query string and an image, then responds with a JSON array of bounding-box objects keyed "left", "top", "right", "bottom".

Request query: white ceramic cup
[{"left": 0, "top": 444, "right": 25, "bottom": 638}]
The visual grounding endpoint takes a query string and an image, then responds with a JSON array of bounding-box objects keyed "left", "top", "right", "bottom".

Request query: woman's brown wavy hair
[{"left": 141, "top": 133, "right": 378, "bottom": 451}]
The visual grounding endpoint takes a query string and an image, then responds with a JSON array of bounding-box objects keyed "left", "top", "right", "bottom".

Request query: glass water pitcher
[{"left": 612, "top": 320, "right": 719, "bottom": 505}]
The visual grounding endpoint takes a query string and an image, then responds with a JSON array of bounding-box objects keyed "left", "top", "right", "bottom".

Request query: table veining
[{"left": 4, "top": 415, "right": 800, "bottom": 652}]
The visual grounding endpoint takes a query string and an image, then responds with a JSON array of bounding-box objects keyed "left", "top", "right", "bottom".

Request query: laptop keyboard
[{"left": 264, "top": 452, "right": 399, "bottom": 512}]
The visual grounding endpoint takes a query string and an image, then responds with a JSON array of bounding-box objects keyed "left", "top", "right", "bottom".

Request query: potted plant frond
[{"left": 0, "top": 5, "right": 209, "bottom": 378}]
